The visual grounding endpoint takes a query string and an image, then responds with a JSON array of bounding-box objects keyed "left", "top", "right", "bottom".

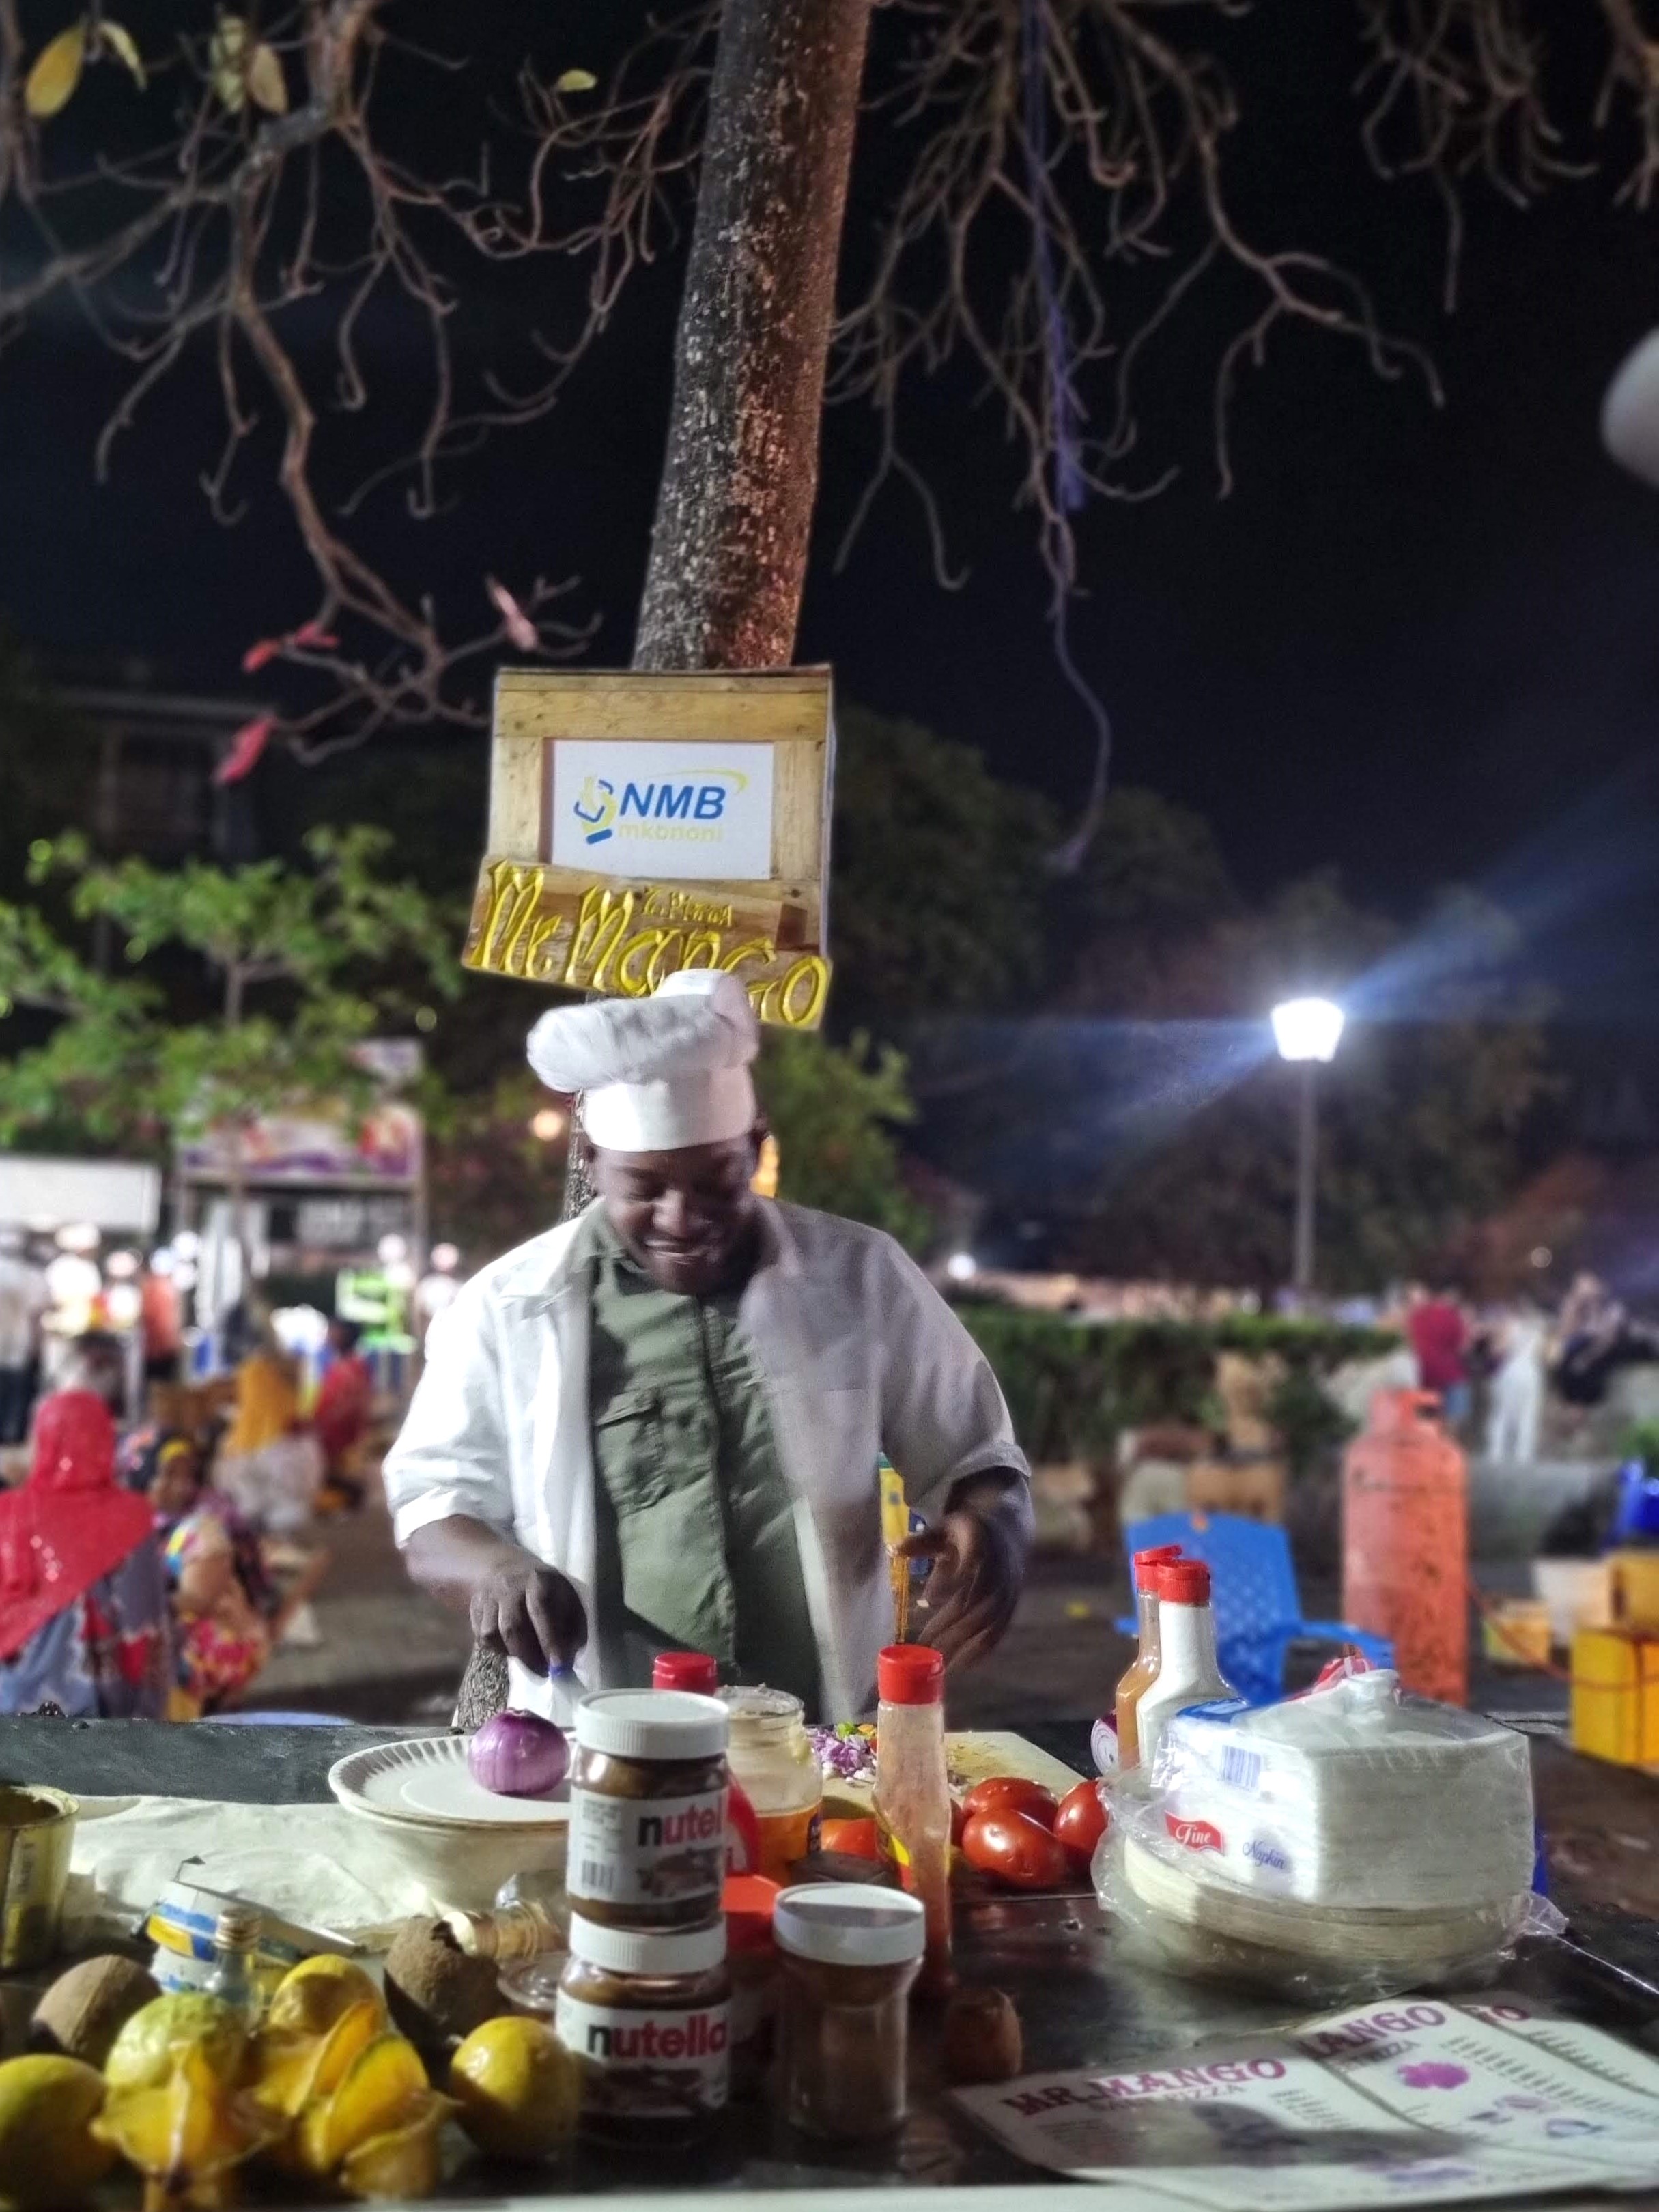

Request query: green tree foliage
[
  {"left": 425, "top": 1070, "right": 568, "bottom": 1266},
  {"left": 1063, "top": 877, "right": 1556, "bottom": 1290},
  {"left": 0, "top": 827, "right": 457, "bottom": 1157},
  {"left": 829, "top": 706, "right": 1054, "bottom": 1029},
  {"left": 754, "top": 1030, "right": 932, "bottom": 1254}
]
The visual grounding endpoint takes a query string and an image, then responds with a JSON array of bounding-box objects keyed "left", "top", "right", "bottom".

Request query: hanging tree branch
[
  {"left": 0, "top": 0, "right": 597, "bottom": 756},
  {"left": 0, "top": 0, "right": 1653, "bottom": 766}
]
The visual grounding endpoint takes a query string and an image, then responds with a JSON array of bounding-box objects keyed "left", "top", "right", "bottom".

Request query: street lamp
[{"left": 1271, "top": 997, "right": 1345, "bottom": 1295}]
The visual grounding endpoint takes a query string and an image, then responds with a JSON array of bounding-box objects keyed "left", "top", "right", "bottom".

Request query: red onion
[{"left": 467, "top": 1709, "right": 571, "bottom": 1799}]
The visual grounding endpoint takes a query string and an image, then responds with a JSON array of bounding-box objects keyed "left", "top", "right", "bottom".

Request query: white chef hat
[
  {"left": 526, "top": 969, "right": 760, "bottom": 1152},
  {"left": 1604, "top": 328, "right": 1659, "bottom": 489}
]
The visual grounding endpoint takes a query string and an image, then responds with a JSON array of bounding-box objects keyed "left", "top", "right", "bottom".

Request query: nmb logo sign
[{"left": 551, "top": 739, "right": 774, "bottom": 881}]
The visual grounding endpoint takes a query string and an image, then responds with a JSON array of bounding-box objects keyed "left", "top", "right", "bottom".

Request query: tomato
[
  {"left": 950, "top": 1796, "right": 967, "bottom": 1847},
  {"left": 960, "top": 1809, "right": 1071, "bottom": 1892},
  {"left": 961, "top": 1777, "right": 1059, "bottom": 1829},
  {"left": 1052, "top": 1779, "right": 1109, "bottom": 1865},
  {"left": 820, "top": 1817, "right": 881, "bottom": 1860}
]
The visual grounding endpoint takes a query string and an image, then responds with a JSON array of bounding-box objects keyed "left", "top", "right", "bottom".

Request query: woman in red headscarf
[{"left": 0, "top": 1389, "right": 171, "bottom": 1717}]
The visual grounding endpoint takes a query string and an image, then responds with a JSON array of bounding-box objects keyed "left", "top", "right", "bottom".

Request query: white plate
[
  {"left": 328, "top": 1733, "right": 566, "bottom": 1831},
  {"left": 399, "top": 1757, "right": 569, "bottom": 1826}
]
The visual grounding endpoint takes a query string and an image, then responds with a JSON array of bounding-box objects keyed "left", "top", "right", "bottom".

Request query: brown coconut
[
  {"left": 30, "top": 1955, "right": 160, "bottom": 2069},
  {"left": 383, "top": 1917, "right": 507, "bottom": 2056}
]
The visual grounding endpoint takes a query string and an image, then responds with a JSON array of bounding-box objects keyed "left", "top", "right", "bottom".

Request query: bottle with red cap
[
  {"left": 872, "top": 1643, "right": 952, "bottom": 1994},
  {"left": 1133, "top": 1559, "right": 1235, "bottom": 1773},
  {"left": 645, "top": 1659, "right": 773, "bottom": 1873},
  {"left": 1113, "top": 1544, "right": 1185, "bottom": 1771}
]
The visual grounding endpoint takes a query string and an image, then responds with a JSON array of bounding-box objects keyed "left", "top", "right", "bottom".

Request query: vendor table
[{"left": 3, "top": 1716, "right": 1658, "bottom": 2206}]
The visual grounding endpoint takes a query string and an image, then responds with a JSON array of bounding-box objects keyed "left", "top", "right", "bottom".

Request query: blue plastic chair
[
  {"left": 1118, "top": 1510, "right": 1393, "bottom": 1705},
  {"left": 204, "top": 1710, "right": 352, "bottom": 1726}
]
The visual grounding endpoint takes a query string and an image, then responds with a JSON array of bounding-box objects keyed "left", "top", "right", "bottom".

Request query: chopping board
[{"left": 824, "top": 1729, "right": 1084, "bottom": 1813}]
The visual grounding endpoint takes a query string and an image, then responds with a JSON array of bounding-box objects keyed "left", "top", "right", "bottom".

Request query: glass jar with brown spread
[
  {"left": 774, "top": 1883, "right": 926, "bottom": 2140},
  {"left": 552, "top": 1912, "right": 731, "bottom": 2142},
  {"left": 567, "top": 1689, "right": 730, "bottom": 1929}
]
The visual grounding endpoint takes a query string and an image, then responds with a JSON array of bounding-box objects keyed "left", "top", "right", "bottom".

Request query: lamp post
[{"left": 1270, "top": 997, "right": 1345, "bottom": 1296}]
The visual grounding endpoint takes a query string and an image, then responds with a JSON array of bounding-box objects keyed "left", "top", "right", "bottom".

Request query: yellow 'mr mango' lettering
[
  {"left": 481, "top": 860, "right": 544, "bottom": 974},
  {"left": 565, "top": 885, "right": 636, "bottom": 990}
]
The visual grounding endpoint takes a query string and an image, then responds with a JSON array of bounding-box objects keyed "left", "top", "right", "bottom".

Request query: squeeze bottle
[
  {"left": 1114, "top": 1544, "right": 1183, "bottom": 1769},
  {"left": 873, "top": 1642, "right": 952, "bottom": 1994},
  {"left": 1132, "top": 1559, "right": 1235, "bottom": 1773}
]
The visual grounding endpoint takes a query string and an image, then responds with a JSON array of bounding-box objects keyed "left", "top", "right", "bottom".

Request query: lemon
[
  {"left": 0, "top": 2054, "right": 117, "bottom": 2211},
  {"left": 339, "top": 2096, "right": 455, "bottom": 2200},
  {"left": 449, "top": 2015, "right": 578, "bottom": 2162},
  {"left": 266, "top": 1955, "right": 383, "bottom": 2037},
  {"left": 302, "top": 2031, "right": 428, "bottom": 2175},
  {"left": 104, "top": 1991, "right": 246, "bottom": 2093},
  {"left": 93, "top": 2044, "right": 284, "bottom": 2198}
]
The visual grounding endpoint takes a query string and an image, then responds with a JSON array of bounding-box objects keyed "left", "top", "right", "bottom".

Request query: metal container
[{"left": 0, "top": 1783, "right": 78, "bottom": 1970}]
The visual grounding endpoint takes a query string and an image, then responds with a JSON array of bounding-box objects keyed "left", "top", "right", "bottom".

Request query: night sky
[{"left": 1, "top": 0, "right": 1656, "bottom": 984}]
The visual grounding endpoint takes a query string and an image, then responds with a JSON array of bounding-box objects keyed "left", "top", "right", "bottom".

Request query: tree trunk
[{"left": 632, "top": 0, "right": 873, "bottom": 673}]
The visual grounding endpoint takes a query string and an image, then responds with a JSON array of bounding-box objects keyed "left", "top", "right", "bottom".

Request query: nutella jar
[
  {"left": 555, "top": 1912, "right": 731, "bottom": 2141},
  {"left": 567, "top": 1689, "right": 730, "bottom": 1927}
]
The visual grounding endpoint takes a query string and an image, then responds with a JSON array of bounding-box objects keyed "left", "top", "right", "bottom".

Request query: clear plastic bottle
[
  {"left": 1114, "top": 1544, "right": 1183, "bottom": 1770},
  {"left": 442, "top": 1864, "right": 571, "bottom": 1963},
  {"left": 1133, "top": 1559, "right": 1236, "bottom": 1774},
  {"left": 203, "top": 1902, "right": 261, "bottom": 2024},
  {"left": 721, "top": 1686, "right": 823, "bottom": 1881},
  {"left": 871, "top": 1643, "right": 952, "bottom": 1995}
]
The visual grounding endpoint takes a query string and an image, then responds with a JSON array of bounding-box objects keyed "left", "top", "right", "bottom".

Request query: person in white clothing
[
  {"left": 1484, "top": 1303, "right": 1546, "bottom": 1466},
  {"left": 0, "top": 1231, "right": 48, "bottom": 1446},
  {"left": 383, "top": 969, "right": 1032, "bottom": 1721}
]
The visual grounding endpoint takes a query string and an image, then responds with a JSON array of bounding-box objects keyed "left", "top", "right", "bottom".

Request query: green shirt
[{"left": 582, "top": 1206, "right": 822, "bottom": 1716}]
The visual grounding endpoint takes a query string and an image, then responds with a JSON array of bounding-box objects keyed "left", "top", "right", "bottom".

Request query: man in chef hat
[{"left": 385, "top": 969, "right": 1032, "bottom": 1720}]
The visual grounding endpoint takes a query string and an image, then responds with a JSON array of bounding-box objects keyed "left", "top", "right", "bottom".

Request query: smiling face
[{"left": 589, "top": 1124, "right": 764, "bottom": 1296}]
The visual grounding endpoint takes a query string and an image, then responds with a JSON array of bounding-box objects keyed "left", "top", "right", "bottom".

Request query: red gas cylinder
[{"left": 1342, "top": 1389, "right": 1468, "bottom": 1705}]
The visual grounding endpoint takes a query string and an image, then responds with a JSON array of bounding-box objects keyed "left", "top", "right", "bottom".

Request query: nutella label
[
  {"left": 555, "top": 1993, "right": 730, "bottom": 2112},
  {"left": 568, "top": 1783, "right": 727, "bottom": 1910}
]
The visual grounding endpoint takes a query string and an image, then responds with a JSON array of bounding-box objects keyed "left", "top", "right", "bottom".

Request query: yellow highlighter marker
[{"left": 879, "top": 1453, "right": 909, "bottom": 1642}]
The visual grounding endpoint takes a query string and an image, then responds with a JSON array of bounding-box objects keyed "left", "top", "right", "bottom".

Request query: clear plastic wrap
[{"left": 1092, "top": 1668, "right": 1561, "bottom": 2007}]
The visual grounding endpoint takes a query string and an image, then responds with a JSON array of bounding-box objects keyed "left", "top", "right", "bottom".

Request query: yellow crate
[
  {"left": 1570, "top": 1628, "right": 1659, "bottom": 1766},
  {"left": 1608, "top": 1550, "right": 1659, "bottom": 1634},
  {"left": 1481, "top": 1601, "right": 1553, "bottom": 1669}
]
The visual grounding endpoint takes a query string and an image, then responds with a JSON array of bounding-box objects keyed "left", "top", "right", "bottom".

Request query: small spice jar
[
  {"left": 567, "top": 1689, "right": 729, "bottom": 1928},
  {"left": 774, "top": 1883, "right": 925, "bottom": 2140},
  {"left": 554, "top": 1912, "right": 731, "bottom": 2142},
  {"left": 721, "top": 1687, "right": 822, "bottom": 1882}
]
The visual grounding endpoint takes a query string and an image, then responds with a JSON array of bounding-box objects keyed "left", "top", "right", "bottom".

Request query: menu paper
[{"left": 955, "top": 1996, "right": 1659, "bottom": 2210}]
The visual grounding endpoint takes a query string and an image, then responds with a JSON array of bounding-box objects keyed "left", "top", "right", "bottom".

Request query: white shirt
[
  {"left": 384, "top": 1200, "right": 1031, "bottom": 1720},
  {"left": 0, "top": 1252, "right": 46, "bottom": 1367}
]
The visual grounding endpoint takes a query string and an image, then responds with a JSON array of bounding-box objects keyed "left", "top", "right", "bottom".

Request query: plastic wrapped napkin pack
[
  {"left": 1151, "top": 1668, "right": 1535, "bottom": 1911},
  {"left": 1092, "top": 1670, "right": 1556, "bottom": 2006}
]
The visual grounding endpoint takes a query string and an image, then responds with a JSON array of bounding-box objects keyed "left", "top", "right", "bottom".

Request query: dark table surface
[{"left": 3, "top": 1716, "right": 1658, "bottom": 2206}]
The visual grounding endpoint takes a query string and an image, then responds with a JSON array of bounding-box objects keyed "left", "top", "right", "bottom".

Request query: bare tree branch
[
  {"left": 1, "top": 0, "right": 1652, "bottom": 761},
  {"left": 0, "top": 1, "right": 597, "bottom": 750}
]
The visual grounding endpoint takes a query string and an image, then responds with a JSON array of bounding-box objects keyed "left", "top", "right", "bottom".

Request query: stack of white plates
[
  {"left": 1158, "top": 1672, "right": 1535, "bottom": 1910},
  {"left": 328, "top": 1735, "right": 568, "bottom": 1914},
  {"left": 1122, "top": 1830, "right": 1520, "bottom": 1989}
]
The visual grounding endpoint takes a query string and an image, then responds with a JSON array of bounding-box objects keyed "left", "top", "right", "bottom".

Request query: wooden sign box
[{"left": 463, "top": 668, "right": 834, "bottom": 1027}]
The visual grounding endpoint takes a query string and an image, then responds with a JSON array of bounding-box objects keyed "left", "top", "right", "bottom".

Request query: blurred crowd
[
  {"left": 959, "top": 1260, "right": 1659, "bottom": 1467},
  {"left": 0, "top": 1300, "right": 379, "bottom": 1722},
  {"left": 1394, "top": 1275, "right": 1659, "bottom": 1464}
]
